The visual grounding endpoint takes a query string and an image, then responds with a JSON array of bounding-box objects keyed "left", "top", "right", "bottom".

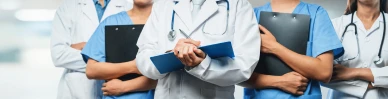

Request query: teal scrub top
[
  {"left": 81, "top": 11, "right": 154, "bottom": 99},
  {"left": 244, "top": 2, "right": 344, "bottom": 99}
]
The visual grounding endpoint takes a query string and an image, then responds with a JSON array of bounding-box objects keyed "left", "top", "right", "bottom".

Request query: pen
[{"left": 179, "top": 29, "right": 191, "bottom": 39}]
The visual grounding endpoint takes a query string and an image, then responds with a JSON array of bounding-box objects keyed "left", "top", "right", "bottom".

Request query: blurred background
[{"left": 0, "top": 0, "right": 346, "bottom": 99}]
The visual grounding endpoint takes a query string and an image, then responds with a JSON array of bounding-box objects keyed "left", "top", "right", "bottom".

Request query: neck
[
  {"left": 98, "top": 0, "right": 106, "bottom": 7},
  {"left": 129, "top": 5, "right": 152, "bottom": 18},
  {"left": 271, "top": 0, "right": 300, "bottom": 13},
  {"left": 357, "top": 1, "right": 380, "bottom": 21},
  {"left": 271, "top": 0, "right": 299, "bottom": 5}
]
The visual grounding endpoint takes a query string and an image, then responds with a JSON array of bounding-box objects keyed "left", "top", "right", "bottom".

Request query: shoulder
[
  {"left": 331, "top": 14, "right": 351, "bottom": 26},
  {"left": 301, "top": 2, "right": 329, "bottom": 15},
  {"left": 101, "top": 11, "right": 130, "bottom": 25},
  {"left": 56, "top": 0, "right": 78, "bottom": 12},
  {"left": 253, "top": 3, "right": 270, "bottom": 12}
]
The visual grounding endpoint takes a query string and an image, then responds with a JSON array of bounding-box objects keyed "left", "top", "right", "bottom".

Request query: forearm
[
  {"left": 86, "top": 59, "right": 140, "bottom": 80},
  {"left": 246, "top": 73, "right": 280, "bottom": 89},
  {"left": 355, "top": 68, "right": 374, "bottom": 82},
  {"left": 271, "top": 43, "right": 333, "bottom": 82},
  {"left": 51, "top": 46, "right": 86, "bottom": 72},
  {"left": 123, "top": 76, "right": 157, "bottom": 92}
]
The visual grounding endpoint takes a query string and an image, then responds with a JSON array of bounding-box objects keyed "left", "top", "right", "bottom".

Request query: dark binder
[
  {"left": 256, "top": 11, "right": 311, "bottom": 76},
  {"left": 105, "top": 25, "right": 144, "bottom": 81}
]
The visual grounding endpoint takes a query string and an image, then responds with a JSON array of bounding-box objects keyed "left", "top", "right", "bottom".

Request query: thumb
[
  {"left": 194, "top": 49, "right": 206, "bottom": 58},
  {"left": 194, "top": 41, "right": 201, "bottom": 46}
]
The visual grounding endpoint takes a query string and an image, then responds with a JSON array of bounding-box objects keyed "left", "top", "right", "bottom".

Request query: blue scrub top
[
  {"left": 244, "top": 2, "right": 344, "bottom": 99},
  {"left": 93, "top": 0, "right": 111, "bottom": 21},
  {"left": 81, "top": 11, "right": 155, "bottom": 99}
]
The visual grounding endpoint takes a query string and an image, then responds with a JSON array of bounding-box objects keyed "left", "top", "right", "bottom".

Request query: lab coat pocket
[
  {"left": 383, "top": 49, "right": 388, "bottom": 65},
  {"left": 64, "top": 72, "right": 97, "bottom": 99},
  {"left": 155, "top": 87, "right": 170, "bottom": 99},
  {"left": 202, "top": 8, "right": 228, "bottom": 35}
]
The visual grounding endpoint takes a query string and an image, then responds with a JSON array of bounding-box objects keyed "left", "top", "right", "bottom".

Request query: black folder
[
  {"left": 255, "top": 11, "right": 311, "bottom": 76},
  {"left": 105, "top": 25, "right": 144, "bottom": 81}
]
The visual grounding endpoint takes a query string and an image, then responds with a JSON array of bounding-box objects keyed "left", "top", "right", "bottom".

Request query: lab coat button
[
  {"left": 362, "top": 63, "right": 368, "bottom": 67},
  {"left": 365, "top": 38, "right": 370, "bottom": 42}
]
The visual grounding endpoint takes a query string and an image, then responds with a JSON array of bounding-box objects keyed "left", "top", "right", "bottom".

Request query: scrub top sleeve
[
  {"left": 311, "top": 7, "right": 344, "bottom": 58},
  {"left": 81, "top": 21, "right": 107, "bottom": 63},
  {"left": 253, "top": 8, "right": 261, "bottom": 23}
]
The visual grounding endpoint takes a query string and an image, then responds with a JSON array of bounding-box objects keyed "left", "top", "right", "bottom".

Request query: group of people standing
[{"left": 51, "top": 0, "right": 388, "bottom": 99}]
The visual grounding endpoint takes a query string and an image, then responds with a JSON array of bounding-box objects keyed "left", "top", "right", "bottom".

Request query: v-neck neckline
[{"left": 267, "top": 1, "right": 304, "bottom": 14}]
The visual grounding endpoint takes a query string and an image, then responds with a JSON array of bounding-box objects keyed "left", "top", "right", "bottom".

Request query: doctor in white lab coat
[
  {"left": 323, "top": 0, "right": 388, "bottom": 98},
  {"left": 136, "top": 0, "right": 260, "bottom": 98},
  {"left": 51, "top": 0, "right": 131, "bottom": 98}
]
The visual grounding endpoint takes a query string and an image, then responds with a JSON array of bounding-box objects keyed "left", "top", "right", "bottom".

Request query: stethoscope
[
  {"left": 168, "top": 0, "right": 230, "bottom": 41},
  {"left": 337, "top": 11, "right": 386, "bottom": 67}
]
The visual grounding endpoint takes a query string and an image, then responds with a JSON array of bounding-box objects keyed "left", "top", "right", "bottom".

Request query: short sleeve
[
  {"left": 81, "top": 21, "right": 107, "bottom": 62},
  {"left": 311, "top": 7, "right": 344, "bottom": 58}
]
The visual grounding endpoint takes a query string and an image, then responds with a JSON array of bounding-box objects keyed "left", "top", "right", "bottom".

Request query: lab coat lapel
[
  {"left": 80, "top": 0, "right": 99, "bottom": 25},
  {"left": 101, "top": 0, "right": 127, "bottom": 22},
  {"left": 173, "top": 0, "right": 193, "bottom": 31},
  {"left": 192, "top": 0, "right": 218, "bottom": 31},
  {"left": 366, "top": 14, "right": 384, "bottom": 36}
]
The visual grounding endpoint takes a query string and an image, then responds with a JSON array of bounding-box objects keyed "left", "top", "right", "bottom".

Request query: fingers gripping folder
[
  {"left": 150, "top": 41, "right": 235, "bottom": 74},
  {"left": 256, "top": 11, "right": 311, "bottom": 76}
]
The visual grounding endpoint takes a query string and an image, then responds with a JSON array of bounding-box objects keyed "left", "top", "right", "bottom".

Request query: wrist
[
  {"left": 272, "top": 76, "right": 285, "bottom": 89},
  {"left": 122, "top": 80, "right": 133, "bottom": 92},
  {"left": 355, "top": 68, "right": 373, "bottom": 82},
  {"left": 124, "top": 61, "right": 138, "bottom": 74},
  {"left": 270, "top": 42, "right": 283, "bottom": 55},
  {"left": 351, "top": 68, "right": 361, "bottom": 80}
]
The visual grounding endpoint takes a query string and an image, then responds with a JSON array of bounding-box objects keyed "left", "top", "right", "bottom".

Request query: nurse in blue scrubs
[
  {"left": 241, "top": 0, "right": 344, "bottom": 99},
  {"left": 81, "top": 0, "right": 155, "bottom": 99}
]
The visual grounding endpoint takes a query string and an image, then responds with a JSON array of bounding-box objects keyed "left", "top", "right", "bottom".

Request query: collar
[
  {"left": 173, "top": 0, "right": 222, "bottom": 2},
  {"left": 352, "top": 11, "right": 384, "bottom": 24},
  {"left": 93, "top": 0, "right": 110, "bottom": 5},
  {"left": 265, "top": 1, "right": 305, "bottom": 13}
]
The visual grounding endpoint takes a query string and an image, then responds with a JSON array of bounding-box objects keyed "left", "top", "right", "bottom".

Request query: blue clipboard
[{"left": 150, "top": 41, "right": 235, "bottom": 74}]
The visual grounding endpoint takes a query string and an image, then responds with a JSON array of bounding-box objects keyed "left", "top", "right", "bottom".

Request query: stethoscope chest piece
[
  {"left": 374, "top": 57, "right": 385, "bottom": 67},
  {"left": 168, "top": 30, "right": 177, "bottom": 41}
]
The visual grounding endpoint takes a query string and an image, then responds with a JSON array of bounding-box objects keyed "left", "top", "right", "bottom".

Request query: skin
[
  {"left": 240, "top": 0, "right": 335, "bottom": 95},
  {"left": 86, "top": 0, "right": 157, "bottom": 96},
  {"left": 173, "top": 39, "right": 206, "bottom": 67},
  {"left": 242, "top": 72, "right": 309, "bottom": 95},
  {"left": 331, "top": 0, "right": 380, "bottom": 89}
]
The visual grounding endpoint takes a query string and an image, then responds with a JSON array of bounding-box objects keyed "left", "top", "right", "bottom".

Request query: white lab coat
[
  {"left": 322, "top": 12, "right": 388, "bottom": 99},
  {"left": 50, "top": 0, "right": 131, "bottom": 98},
  {"left": 136, "top": 0, "right": 260, "bottom": 98}
]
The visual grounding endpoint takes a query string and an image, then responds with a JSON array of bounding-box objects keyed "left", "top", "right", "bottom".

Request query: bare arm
[
  {"left": 260, "top": 25, "right": 334, "bottom": 83},
  {"left": 86, "top": 59, "right": 141, "bottom": 80},
  {"left": 272, "top": 44, "right": 334, "bottom": 83},
  {"left": 240, "top": 72, "right": 308, "bottom": 95},
  {"left": 239, "top": 73, "right": 280, "bottom": 89},
  {"left": 102, "top": 76, "right": 157, "bottom": 96},
  {"left": 121, "top": 76, "right": 157, "bottom": 92},
  {"left": 355, "top": 68, "right": 374, "bottom": 82}
]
